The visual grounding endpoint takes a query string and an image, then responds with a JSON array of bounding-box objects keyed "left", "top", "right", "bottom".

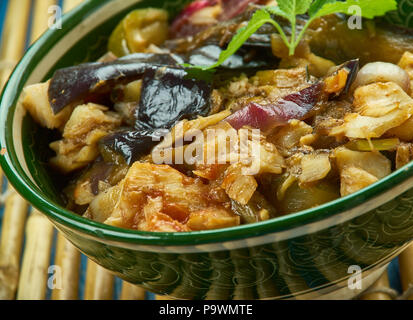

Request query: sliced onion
[{"left": 351, "top": 62, "right": 411, "bottom": 93}]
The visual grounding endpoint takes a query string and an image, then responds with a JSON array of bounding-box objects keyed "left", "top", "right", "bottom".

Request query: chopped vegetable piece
[
  {"left": 340, "top": 166, "right": 378, "bottom": 196},
  {"left": 275, "top": 181, "right": 340, "bottom": 215},
  {"left": 345, "top": 138, "right": 400, "bottom": 152},
  {"left": 330, "top": 82, "right": 413, "bottom": 139},
  {"left": 334, "top": 147, "right": 391, "bottom": 180},
  {"left": 108, "top": 8, "right": 169, "bottom": 57},
  {"left": 231, "top": 191, "right": 277, "bottom": 224},
  {"left": 299, "top": 153, "right": 331, "bottom": 185}
]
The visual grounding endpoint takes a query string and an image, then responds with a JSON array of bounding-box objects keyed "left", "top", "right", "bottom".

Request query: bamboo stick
[
  {"left": 12, "top": 0, "right": 65, "bottom": 301},
  {"left": 84, "top": 260, "right": 114, "bottom": 300},
  {"left": 63, "top": 0, "right": 84, "bottom": 13},
  {"left": 399, "top": 244, "right": 413, "bottom": 300},
  {"left": 156, "top": 294, "right": 174, "bottom": 300},
  {"left": 51, "top": 233, "right": 81, "bottom": 300},
  {"left": 120, "top": 282, "right": 146, "bottom": 300},
  {"left": 360, "top": 269, "right": 392, "bottom": 300},
  {"left": 0, "top": 0, "right": 31, "bottom": 88},
  {"left": 0, "top": 167, "right": 4, "bottom": 191},
  {"left": 0, "top": 190, "right": 29, "bottom": 299},
  {"left": 16, "top": 210, "right": 54, "bottom": 300},
  {"left": 0, "top": 0, "right": 31, "bottom": 301}
]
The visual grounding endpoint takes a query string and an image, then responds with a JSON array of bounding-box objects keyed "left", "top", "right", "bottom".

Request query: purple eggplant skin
[
  {"left": 48, "top": 53, "right": 183, "bottom": 114},
  {"left": 100, "top": 67, "right": 212, "bottom": 164},
  {"left": 184, "top": 43, "right": 278, "bottom": 71},
  {"left": 136, "top": 67, "right": 212, "bottom": 129},
  {"left": 99, "top": 129, "right": 168, "bottom": 165},
  {"left": 225, "top": 82, "right": 324, "bottom": 132},
  {"left": 47, "top": 44, "right": 277, "bottom": 116},
  {"left": 335, "top": 59, "right": 359, "bottom": 97}
]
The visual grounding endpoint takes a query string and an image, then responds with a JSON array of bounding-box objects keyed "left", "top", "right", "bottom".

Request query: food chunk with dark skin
[{"left": 308, "top": 14, "right": 413, "bottom": 65}]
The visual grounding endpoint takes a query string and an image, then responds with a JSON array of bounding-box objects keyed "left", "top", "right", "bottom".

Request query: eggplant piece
[
  {"left": 99, "top": 129, "right": 167, "bottom": 165},
  {"left": 225, "top": 82, "right": 324, "bottom": 132},
  {"left": 100, "top": 67, "right": 213, "bottom": 163},
  {"left": 48, "top": 53, "right": 183, "bottom": 114},
  {"left": 185, "top": 43, "right": 278, "bottom": 70},
  {"left": 136, "top": 67, "right": 212, "bottom": 129},
  {"left": 337, "top": 59, "right": 359, "bottom": 96},
  {"left": 308, "top": 14, "right": 413, "bottom": 65}
]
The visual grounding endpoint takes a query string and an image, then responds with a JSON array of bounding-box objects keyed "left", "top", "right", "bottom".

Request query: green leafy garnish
[{"left": 186, "top": 0, "right": 397, "bottom": 71}]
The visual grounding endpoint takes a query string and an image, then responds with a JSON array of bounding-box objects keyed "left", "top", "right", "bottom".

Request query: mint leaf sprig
[{"left": 185, "top": 0, "right": 397, "bottom": 71}]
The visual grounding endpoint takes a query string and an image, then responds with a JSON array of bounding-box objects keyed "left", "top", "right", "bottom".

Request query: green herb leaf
[
  {"left": 277, "top": 0, "right": 313, "bottom": 19},
  {"left": 184, "top": 0, "right": 398, "bottom": 71},
  {"left": 308, "top": 0, "right": 336, "bottom": 17},
  {"left": 185, "top": 9, "right": 274, "bottom": 71},
  {"left": 265, "top": 5, "right": 291, "bottom": 21},
  {"left": 311, "top": 0, "right": 397, "bottom": 19}
]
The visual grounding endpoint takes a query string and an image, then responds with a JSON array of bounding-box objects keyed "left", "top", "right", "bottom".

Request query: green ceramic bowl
[{"left": 1, "top": 0, "right": 413, "bottom": 300}]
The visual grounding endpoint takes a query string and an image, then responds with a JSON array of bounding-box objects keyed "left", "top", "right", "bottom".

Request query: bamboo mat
[{"left": 0, "top": 0, "right": 412, "bottom": 301}]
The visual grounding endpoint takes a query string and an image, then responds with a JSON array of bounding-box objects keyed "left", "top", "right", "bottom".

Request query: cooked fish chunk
[
  {"left": 50, "top": 103, "right": 121, "bottom": 173},
  {"left": 21, "top": 81, "right": 74, "bottom": 130},
  {"left": 299, "top": 153, "right": 331, "bottom": 186},
  {"left": 330, "top": 82, "right": 413, "bottom": 139},
  {"left": 334, "top": 147, "right": 391, "bottom": 179},
  {"left": 84, "top": 182, "right": 123, "bottom": 223},
  {"left": 387, "top": 116, "right": 413, "bottom": 141},
  {"left": 102, "top": 163, "right": 238, "bottom": 231},
  {"left": 187, "top": 207, "right": 241, "bottom": 231},
  {"left": 340, "top": 166, "right": 378, "bottom": 197},
  {"left": 334, "top": 147, "right": 390, "bottom": 196},
  {"left": 221, "top": 164, "right": 258, "bottom": 205}
]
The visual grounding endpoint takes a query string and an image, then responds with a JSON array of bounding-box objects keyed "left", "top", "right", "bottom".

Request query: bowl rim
[{"left": 1, "top": 0, "right": 413, "bottom": 247}]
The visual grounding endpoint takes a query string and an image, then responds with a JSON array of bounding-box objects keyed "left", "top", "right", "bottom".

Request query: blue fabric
[{"left": 0, "top": 0, "right": 8, "bottom": 45}]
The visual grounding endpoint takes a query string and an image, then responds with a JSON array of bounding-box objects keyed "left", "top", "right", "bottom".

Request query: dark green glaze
[
  {"left": 0, "top": 0, "right": 412, "bottom": 299},
  {"left": 386, "top": 0, "right": 413, "bottom": 27}
]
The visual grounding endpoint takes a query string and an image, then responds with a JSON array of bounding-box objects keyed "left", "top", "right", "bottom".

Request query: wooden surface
[{"left": 0, "top": 0, "right": 411, "bottom": 301}]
